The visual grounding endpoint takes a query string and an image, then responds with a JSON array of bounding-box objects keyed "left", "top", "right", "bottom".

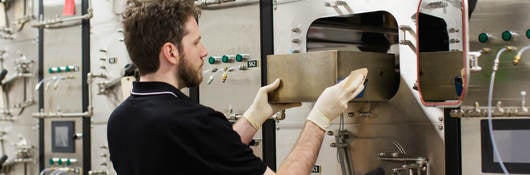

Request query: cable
[{"left": 487, "top": 47, "right": 510, "bottom": 175}]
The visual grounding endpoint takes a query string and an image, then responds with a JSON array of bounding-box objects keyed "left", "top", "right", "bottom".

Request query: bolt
[
  {"left": 291, "top": 28, "right": 300, "bottom": 33},
  {"left": 438, "top": 124, "right": 444, "bottom": 130}
]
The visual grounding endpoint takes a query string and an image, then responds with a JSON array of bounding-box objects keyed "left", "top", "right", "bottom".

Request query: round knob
[
  {"left": 478, "top": 33, "right": 490, "bottom": 43},
  {"left": 221, "top": 55, "right": 232, "bottom": 63},
  {"left": 236, "top": 54, "right": 244, "bottom": 62},
  {"left": 208, "top": 56, "right": 220, "bottom": 64},
  {"left": 502, "top": 31, "right": 517, "bottom": 41}
]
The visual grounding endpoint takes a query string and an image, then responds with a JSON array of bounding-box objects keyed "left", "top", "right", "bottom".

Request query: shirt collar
[{"left": 131, "top": 81, "right": 190, "bottom": 101}]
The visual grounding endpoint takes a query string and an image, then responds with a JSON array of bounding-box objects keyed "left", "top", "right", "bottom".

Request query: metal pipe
[
  {"left": 378, "top": 157, "right": 427, "bottom": 162},
  {"left": 32, "top": 8, "right": 93, "bottom": 29},
  {"left": 31, "top": 109, "right": 92, "bottom": 118},
  {"left": 196, "top": 0, "right": 260, "bottom": 9},
  {"left": 2, "top": 73, "right": 32, "bottom": 85},
  {"left": 336, "top": 114, "right": 354, "bottom": 175},
  {"left": 32, "top": 73, "right": 96, "bottom": 119}
]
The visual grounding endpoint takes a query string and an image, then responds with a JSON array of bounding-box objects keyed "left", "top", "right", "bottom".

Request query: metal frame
[
  {"left": 81, "top": 0, "right": 91, "bottom": 174},
  {"left": 37, "top": 0, "right": 92, "bottom": 173},
  {"left": 38, "top": 0, "right": 44, "bottom": 171},
  {"left": 260, "top": 0, "right": 276, "bottom": 170},
  {"left": 445, "top": 108, "right": 462, "bottom": 175},
  {"left": 481, "top": 119, "right": 530, "bottom": 174}
]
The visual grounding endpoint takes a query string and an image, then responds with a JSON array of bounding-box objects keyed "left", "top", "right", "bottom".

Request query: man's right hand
[{"left": 306, "top": 68, "right": 368, "bottom": 130}]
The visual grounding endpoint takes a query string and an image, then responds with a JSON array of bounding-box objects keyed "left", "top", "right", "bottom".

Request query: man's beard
[{"left": 178, "top": 55, "right": 202, "bottom": 88}]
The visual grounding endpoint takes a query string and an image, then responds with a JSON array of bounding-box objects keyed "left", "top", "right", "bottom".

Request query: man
[{"left": 107, "top": 0, "right": 367, "bottom": 174}]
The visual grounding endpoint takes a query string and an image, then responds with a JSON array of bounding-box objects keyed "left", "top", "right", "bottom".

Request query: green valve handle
[
  {"left": 208, "top": 56, "right": 219, "bottom": 64},
  {"left": 502, "top": 31, "right": 513, "bottom": 41},
  {"left": 49, "top": 158, "right": 54, "bottom": 165},
  {"left": 478, "top": 33, "right": 489, "bottom": 43},
  {"left": 236, "top": 54, "right": 248, "bottom": 62},
  {"left": 222, "top": 55, "right": 230, "bottom": 63},
  {"left": 526, "top": 29, "right": 530, "bottom": 39}
]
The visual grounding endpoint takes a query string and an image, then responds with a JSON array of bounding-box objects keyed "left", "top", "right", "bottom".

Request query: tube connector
[
  {"left": 506, "top": 46, "right": 517, "bottom": 52},
  {"left": 492, "top": 47, "right": 515, "bottom": 71},
  {"left": 513, "top": 45, "right": 530, "bottom": 65},
  {"left": 514, "top": 55, "right": 522, "bottom": 65},
  {"left": 221, "top": 67, "right": 235, "bottom": 83}
]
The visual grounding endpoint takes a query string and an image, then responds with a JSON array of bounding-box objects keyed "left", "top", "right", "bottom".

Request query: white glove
[
  {"left": 307, "top": 68, "right": 368, "bottom": 130},
  {"left": 244, "top": 79, "right": 302, "bottom": 129}
]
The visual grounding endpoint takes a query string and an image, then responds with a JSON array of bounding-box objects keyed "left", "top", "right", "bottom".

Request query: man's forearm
[
  {"left": 277, "top": 121, "right": 325, "bottom": 175},
  {"left": 233, "top": 117, "right": 258, "bottom": 145}
]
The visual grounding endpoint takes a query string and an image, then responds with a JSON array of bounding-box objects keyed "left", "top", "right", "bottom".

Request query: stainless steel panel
[
  {"left": 419, "top": 51, "right": 463, "bottom": 101},
  {"left": 267, "top": 50, "right": 399, "bottom": 103},
  {"left": 42, "top": 1, "right": 84, "bottom": 173},
  {"left": 277, "top": 78, "right": 445, "bottom": 175},
  {"left": 0, "top": 0, "right": 40, "bottom": 174},
  {"left": 465, "top": 0, "right": 530, "bottom": 107},
  {"left": 198, "top": 3, "right": 263, "bottom": 158},
  {"left": 463, "top": 0, "right": 530, "bottom": 174}
]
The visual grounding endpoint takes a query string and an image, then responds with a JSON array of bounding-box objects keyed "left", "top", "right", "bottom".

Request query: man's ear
[{"left": 161, "top": 42, "right": 179, "bottom": 64}]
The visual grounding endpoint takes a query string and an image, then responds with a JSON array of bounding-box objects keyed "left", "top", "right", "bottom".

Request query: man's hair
[{"left": 122, "top": 0, "right": 201, "bottom": 75}]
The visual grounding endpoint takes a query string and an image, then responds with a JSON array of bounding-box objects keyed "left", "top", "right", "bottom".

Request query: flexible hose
[
  {"left": 487, "top": 47, "right": 509, "bottom": 175},
  {"left": 40, "top": 168, "right": 53, "bottom": 175}
]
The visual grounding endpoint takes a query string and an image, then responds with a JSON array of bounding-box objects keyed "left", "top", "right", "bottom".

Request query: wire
[{"left": 487, "top": 47, "right": 509, "bottom": 175}]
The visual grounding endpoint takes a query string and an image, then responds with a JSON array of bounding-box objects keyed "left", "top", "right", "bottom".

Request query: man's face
[{"left": 177, "top": 16, "right": 208, "bottom": 87}]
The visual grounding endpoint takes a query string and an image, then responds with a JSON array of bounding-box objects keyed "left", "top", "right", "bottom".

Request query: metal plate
[
  {"left": 419, "top": 51, "right": 463, "bottom": 101},
  {"left": 267, "top": 50, "right": 399, "bottom": 103},
  {"left": 465, "top": 0, "right": 530, "bottom": 107}
]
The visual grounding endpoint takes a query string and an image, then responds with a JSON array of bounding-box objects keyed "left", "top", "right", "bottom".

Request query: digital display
[
  {"left": 51, "top": 121, "right": 75, "bottom": 153},
  {"left": 54, "top": 126, "right": 69, "bottom": 147}
]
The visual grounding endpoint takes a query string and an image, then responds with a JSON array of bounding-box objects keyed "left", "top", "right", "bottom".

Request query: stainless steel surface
[
  {"left": 42, "top": 1, "right": 85, "bottom": 173},
  {"left": 273, "top": 1, "right": 445, "bottom": 174},
  {"left": 267, "top": 50, "right": 399, "bottom": 103},
  {"left": 465, "top": 0, "right": 530, "bottom": 107},
  {"left": 462, "top": 0, "right": 530, "bottom": 174},
  {"left": 306, "top": 12, "right": 399, "bottom": 52},
  {"left": 418, "top": 51, "right": 463, "bottom": 101},
  {"left": 0, "top": 0, "right": 39, "bottom": 174},
  {"left": 276, "top": 79, "right": 445, "bottom": 175},
  {"left": 198, "top": 3, "right": 263, "bottom": 158}
]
